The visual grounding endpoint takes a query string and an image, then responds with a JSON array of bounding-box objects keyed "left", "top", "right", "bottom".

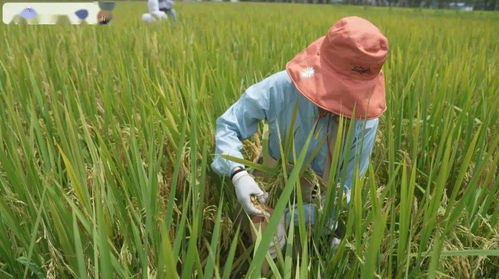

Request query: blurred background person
[{"left": 142, "top": 0, "right": 177, "bottom": 23}]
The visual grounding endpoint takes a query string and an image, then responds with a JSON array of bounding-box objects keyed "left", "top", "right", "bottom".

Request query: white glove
[
  {"left": 141, "top": 13, "right": 155, "bottom": 23},
  {"left": 232, "top": 170, "right": 268, "bottom": 216},
  {"left": 151, "top": 11, "right": 167, "bottom": 20}
]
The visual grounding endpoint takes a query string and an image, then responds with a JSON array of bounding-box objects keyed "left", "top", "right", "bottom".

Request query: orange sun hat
[{"left": 286, "top": 16, "right": 389, "bottom": 119}]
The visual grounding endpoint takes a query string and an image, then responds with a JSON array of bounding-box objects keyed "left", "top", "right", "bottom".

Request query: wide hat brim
[{"left": 286, "top": 37, "right": 386, "bottom": 120}]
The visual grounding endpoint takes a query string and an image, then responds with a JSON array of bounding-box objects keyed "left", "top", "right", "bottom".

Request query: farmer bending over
[
  {"left": 144, "top": 0, "right": 177, "bottom": 21},
  {"left": 212, "top": 17, "right": 388, "bottom": 252}
]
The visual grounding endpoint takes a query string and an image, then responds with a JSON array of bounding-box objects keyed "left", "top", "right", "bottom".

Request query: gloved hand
[
  {"left": 151, "top": 10, "right": 167, "bottom": 20},
  {"left": 232, "top": 170, "right": 268, "bottom": 216}
]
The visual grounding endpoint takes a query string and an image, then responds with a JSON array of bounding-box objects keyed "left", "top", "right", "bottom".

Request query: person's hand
[
  {"left": 232, "top": 170, "right": 268, "bottom": 216},
  {"left": 151, "top": 11, "right": 167, "bottom": 19}
]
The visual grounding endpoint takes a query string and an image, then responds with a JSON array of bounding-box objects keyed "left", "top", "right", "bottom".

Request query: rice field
[{"left": 0, "top": 2, "right": 498, "bottom": 278}]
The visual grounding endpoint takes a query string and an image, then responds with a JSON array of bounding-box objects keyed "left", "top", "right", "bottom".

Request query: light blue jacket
[{"left": 211, "top": 71, "right": 378, "bottom": 193}]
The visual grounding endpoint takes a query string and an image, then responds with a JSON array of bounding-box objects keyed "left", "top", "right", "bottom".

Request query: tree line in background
[
  {"left": 26, "top": 0, "right": 499, "bottom": 11},
  {"left": 239, "top": 0, "right": 499, "bottom": 10}
]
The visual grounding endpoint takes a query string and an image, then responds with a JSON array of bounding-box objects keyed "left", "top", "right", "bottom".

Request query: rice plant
[{"left": 0, "top": 2, "right": 497, "bottom": 278}]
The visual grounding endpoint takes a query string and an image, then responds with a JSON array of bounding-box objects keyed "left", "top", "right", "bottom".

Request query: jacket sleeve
[
  {"left": 339, "top": 119, "right": 378, "bottom": 200},
  {"left": 211, "top": 79, "right": 274, "bottom": 177}
]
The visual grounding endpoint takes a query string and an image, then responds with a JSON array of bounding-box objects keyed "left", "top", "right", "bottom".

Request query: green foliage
[{"left": 0, "top": 2, "right": 497, "bottom": 278}]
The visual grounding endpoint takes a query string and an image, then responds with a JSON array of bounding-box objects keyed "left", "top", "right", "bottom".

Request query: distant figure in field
[
  {"left": 98, "top": 1, "right": 115, "bottom": 24},
  {"left": 142, "top": 0, "right": 177, "bottom": 23}
]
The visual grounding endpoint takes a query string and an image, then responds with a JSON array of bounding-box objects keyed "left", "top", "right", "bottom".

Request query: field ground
[{"left": 0, "top": 2, "right": 498, "bottom": 278}]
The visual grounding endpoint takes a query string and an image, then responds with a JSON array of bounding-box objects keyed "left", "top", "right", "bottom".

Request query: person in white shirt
[{"left": 142, "top": 0, "right": 177, "bottom": 23}]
